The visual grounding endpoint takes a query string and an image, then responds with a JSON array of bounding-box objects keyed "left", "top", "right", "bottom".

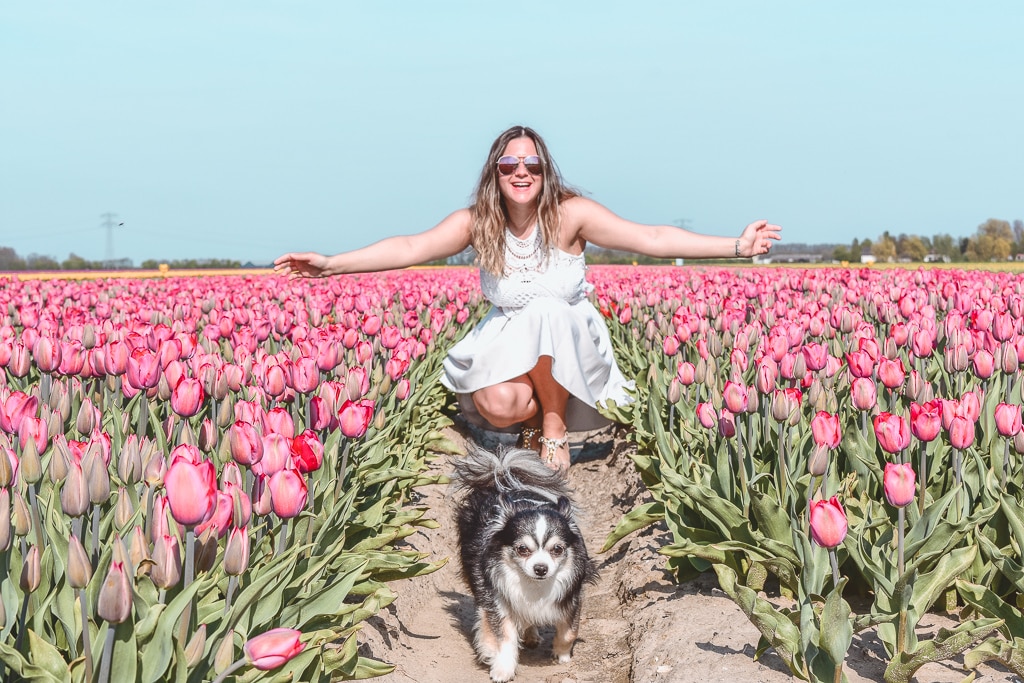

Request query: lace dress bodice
[{"left": 479, "top": 227, "right": 592, "bottom": 314}]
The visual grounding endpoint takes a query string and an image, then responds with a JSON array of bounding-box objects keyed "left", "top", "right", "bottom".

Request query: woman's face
[{"left": 497, "top": 137, "right": 542, "bottom": 209}]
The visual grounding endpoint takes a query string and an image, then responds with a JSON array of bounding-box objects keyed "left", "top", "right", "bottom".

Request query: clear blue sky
[{"left": 2, "top": 2, "right": 1022, "bottom": 265}]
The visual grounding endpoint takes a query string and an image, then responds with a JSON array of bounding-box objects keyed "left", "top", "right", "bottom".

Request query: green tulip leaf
[
  {"left": 601, "top": 501, "right": 665, "bottom": 552},
  {"left": 883, "top": 618, "right": 1003, "bottom": 683},
  {"left": 955, "top": 579, "right": 1024, "bottom": 638},
  {"left": 962, "top": 636, "right": 1024, "bottom": 677}
]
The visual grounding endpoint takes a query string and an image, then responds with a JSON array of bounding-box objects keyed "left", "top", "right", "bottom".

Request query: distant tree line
[
  {"left": 831, "top": 218, "right": 1024, "bottom": 264},
  {"left": 0, "top": 247, "right": 242, "bottom": 271}
]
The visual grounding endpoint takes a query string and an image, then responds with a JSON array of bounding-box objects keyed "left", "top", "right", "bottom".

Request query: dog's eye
[
  {"left": 550, "top": 544, "right": 565, "bottom": 557},
  {"left": 515, "top": 545, "right": 531, "bottom": 557}
]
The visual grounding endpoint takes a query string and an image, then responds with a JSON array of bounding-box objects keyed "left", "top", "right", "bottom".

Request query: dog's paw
[
  {"left": 555, "top": 652, "right": 572, "bottom": 664},
  {"left": 489, "top": 660, "right": 517, "bottom": 682},
  {"left": 521, "top": 626, "right": 540, "bottom": 649}
]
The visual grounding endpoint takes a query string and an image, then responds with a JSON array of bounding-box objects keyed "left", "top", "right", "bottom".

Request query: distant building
[
  {"left": 860, "top": 254, "right": 877, "bottom": 264},
  {"left": 754, "top": 253, "right": 825, "bottom": 265},
  {"left": 923, "top": 254, "right": 951, "bottom": 263}
]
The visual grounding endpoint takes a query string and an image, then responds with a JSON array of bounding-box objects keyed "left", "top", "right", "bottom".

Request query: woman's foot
[{"left": 538, "top": 433, "right": 571, "bottom": 473}]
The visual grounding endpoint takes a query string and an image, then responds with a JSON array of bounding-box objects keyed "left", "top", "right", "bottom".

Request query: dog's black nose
[{"left": 533, "top": 564, "right": 548, "bottom": 578}]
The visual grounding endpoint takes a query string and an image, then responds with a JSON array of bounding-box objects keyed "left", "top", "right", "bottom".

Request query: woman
[{"left": 275, "top": 125, "right": 781, "bottom": 471}]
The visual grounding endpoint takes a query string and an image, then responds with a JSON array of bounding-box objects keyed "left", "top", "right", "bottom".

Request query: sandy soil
[{"left": 358, "top": 426, "right": 1018, "bottom": 683}]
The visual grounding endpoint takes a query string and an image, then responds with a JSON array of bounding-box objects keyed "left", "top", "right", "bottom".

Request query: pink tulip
[
  {"left": 662, "top": 335, "right": 680, "bottom": 356},
  {"left": 883, "top": 462, "right": 916, "bottom": 508},
  {"left": 195, "top": 490, "right": 233, "bottom": 539},
  {"left": 677, "top": 361, "right": 697, "bottom": 386},
  {"left": 290, "top": 356, "right": 320, "bottom": 394},
  {"left": 229, "top": 421, "right": 263, "bottom": 467},
  {"left": 810, "top": 411, "right": 841, "bottom": 449},
  {"left": 809, "top": 496, "right": 848, "bottom": 549},
  {"left": 170, "top": 377, "right": 204, "bottom": 418},
  {"left": 995, "top": 403, "right": 1023, "bottom": 437},
  {"left": 1, "top": 391, "right": 38, "bottom": 435},
  {"left": 717, "top": 410, "right": 736, "bottom": 439},
  {"left": 32, "top": 337, "right": 62, "bottom": 373},
  {"left": 257, "top": 433, "right": 292, "bottom": 476},
  {"left": 224, "top": 526, "right": 251, "bottom": 576},
  {"left": 164, "top": 458, "right": 216, "bottom": 526},
  {"left": 845, "top": 350, "right": 874, "bottom": 379},
  {"left": 850, "top": 377, "right": 877, "bottom": 412},
  {"left": 873, "top": 413, "right": 911, "bottom": 454},
  {"left": 973, "top": 349, "right": 995, "bottom": 380},
  {"left": 244, "top": 628, "right": 304, "bottom": 671},
  {"left": 395, "top": 378, "right": 411, "bottom": 401},
  {"left": 910, "top": 400, "right": 942, "bottom": 442},
  {"left": 876, "top": 357, "right": 905, "bottom": 390},
  {"left": 268, "top": 469, "right": 308, "bottom": 519},
  {"left": 338, "top": 399, "right": 374, "bottom": 439},
  {"left": 722, "top": 381, "right": 749, "bottom": 414},
  {"left": 949, "top": 415, "right": 976, "bottom": 449},
  {"left": 260, "top": 364, "right": 287, "bottom": 397},
  {"left": 126, "top": 348, "right": 161, "bottom": 390},
  {"left": 755, "top": 359, "right": 777, "bottom": 394},
  {"left": 802, "top": 343, "right": 829, "bottom": 372},
  {"left": 308, "top": 396, "right": 336, "bottom": 430},
  {"left": 697, "top": 402, "right": 716, "bottom": 429},
  {"left": 264, "top": 407, "right": 295, "bottom": 439},
  {"left": 150, "top": 534, "right": 182, "bottom": 590}
]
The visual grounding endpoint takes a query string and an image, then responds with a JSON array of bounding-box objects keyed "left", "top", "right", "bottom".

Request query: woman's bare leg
[
  {"left": 471, "top": 356, "right": 570, "bottom": 472},
  {"left": 527, "top": 356, "right": 570, "bottom": 471}
]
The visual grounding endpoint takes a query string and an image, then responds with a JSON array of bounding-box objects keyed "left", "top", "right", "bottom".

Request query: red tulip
[
  {"left": 290, "top": 430, "right": 324, "bottom": 473},
  {"left": 244, "top": 628, "right": 304, "bottom": 671},
  {"left": 910, "top": 400, "right": 942, "bottom": 442},
  {"left": 164, "top": 458, "right": 216, "bottom": 526},
  {"left": 873, "top": 412, "right": 911, "bottom": 454},
  {"left": 268, "top": 469, "right": 308, "bottom": 519},
  {"left": 995, "top": 403, "right": 1023, "bottom": 437},
  {"left": 809, "top": 496, "right": 848, "bottom": 549},
  {"left": 810, "top": 411, "right": 841, "bottom": 449},
  {"left": 883, "top": 462, "right": 916, "bottom": 508}
]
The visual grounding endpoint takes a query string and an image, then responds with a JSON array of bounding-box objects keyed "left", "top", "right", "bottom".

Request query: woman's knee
[{"left": 472, "top": 382, "right": 534, "bottom": 427}]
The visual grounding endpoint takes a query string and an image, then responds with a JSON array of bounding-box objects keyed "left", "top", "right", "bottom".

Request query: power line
[{"left": 99, "top": 212, "right": 123, "bottom": 262}]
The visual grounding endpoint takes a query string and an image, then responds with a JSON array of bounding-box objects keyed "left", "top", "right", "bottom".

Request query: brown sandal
[{"left": 519, "top": 426, "right": 542, "bottom": 450}]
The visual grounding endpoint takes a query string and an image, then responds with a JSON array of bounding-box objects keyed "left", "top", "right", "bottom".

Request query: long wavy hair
[{"left": 470, "top": 125, "right": 579, "bottom": 276}]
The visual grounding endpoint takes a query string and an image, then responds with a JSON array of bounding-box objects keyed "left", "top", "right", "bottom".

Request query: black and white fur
[{"left": 451, "top": 445, "right": 599, "bottom": 682}]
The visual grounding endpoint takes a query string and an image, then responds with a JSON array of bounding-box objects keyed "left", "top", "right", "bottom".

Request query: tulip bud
[
  {"left": 67, "top": 535, "right": 93, "bottom": 589},
  {"left": 144, "top": 451, "right": 167, "bottom": 487},
  {"left": 0, "top": 489, "right": 11, "bottom": 551},
  {"left": 150, "top": 535, "right": 182, "bottom": 590},
  {"left": 76, "top": 397, "right": 96, "bottom": 435},
  {"left": 214, "top": 630, "right": 237, "bottom": 675},
  {"left": 83, "top": 450, "right": 111, "bottom": 505},
  {"left": 0, "top": 448, "right": 14, "bottom": 488},
  {"left": 195, "top": 527, "right": 219, "bottom": 573},
  {"left": 808, "top": 444, "right": 829, "bottom": 477},
  {"left": 1014, "top": 430, "right": 1024, "bottom": 455},
  {"left": 667, "top": 378, "right": 682, "bottom": 405},
  {"left": 97, "top": 560, "right": 132, "bottom": 623},
  {"left": 20, "top": 545, "right": 41, "bottom": 593},
  {"left": 224, "top": 526, "right": 251, "bottom": 576},
  {"left": 114, "top": 487, "right": 135, "bottom": 530},
  {"left": 185, "top": 624, "right": 207, "bottom": 668},
  {"left": 12, "top": 492, "right": 31, "bottom": 537},
  {"left": 129, "top": 525, "right": 150, "bottom": 574},
  {"left": 883, "top": 462, "right": 916, "bottom": 508},
  {"left": 198, "top": 418, "right": 218, "bottom": 453},
  {"left": 117, "top": 435, "right": 143, "bottom": 485},
  {"left": 19, "top": 439, "right": 42, "bottom": 485}
]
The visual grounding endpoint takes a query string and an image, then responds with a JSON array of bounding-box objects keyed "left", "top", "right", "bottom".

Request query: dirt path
[{"left": 359, "top": 426, "right": 1017, "bottom": 683}]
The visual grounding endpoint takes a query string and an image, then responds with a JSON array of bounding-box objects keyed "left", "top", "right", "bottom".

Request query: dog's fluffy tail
[{"left": 450, "top": 443, "right": 573, "bottom": 503}]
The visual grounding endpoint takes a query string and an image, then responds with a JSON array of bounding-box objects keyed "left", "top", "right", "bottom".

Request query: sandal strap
[
  {"left": 537, "top": 434, "right": 569, "bottom": 463},
  {"left": 519, "top": 426, "right": 542, "bottom": 449}
]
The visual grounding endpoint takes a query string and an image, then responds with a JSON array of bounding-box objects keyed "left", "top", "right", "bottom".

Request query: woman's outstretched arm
[
  {"left": 274, "top": 209, "right": 474, "bottom": 278},
  {"left": 567, "top": 197, "right": 781, "bottom": 259}
]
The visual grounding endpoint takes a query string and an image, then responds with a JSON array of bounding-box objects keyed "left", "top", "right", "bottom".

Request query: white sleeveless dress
[{"left": 440, "top": 226, "right": 634, "bottom": 431}]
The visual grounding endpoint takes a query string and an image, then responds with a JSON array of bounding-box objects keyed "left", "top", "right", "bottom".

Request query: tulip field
[{"left": 4, "top": 265, "right": 1024, "bottom": 682}]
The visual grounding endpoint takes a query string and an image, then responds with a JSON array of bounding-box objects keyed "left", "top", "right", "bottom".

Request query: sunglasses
[{"left": 496, "top": 155, "right": 543, "bottom": 176}]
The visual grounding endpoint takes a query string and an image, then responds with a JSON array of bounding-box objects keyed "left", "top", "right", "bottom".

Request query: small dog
[{"left": 451, "top": 445, "right": 598, "bottom": 682}]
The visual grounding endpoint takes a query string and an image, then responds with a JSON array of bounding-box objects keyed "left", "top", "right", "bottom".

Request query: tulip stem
[
  {"left": 225, "top": 576, "right": 238, "bottom": 614},
  {"left": 78, "top": 588, "right": 94, "bottom": 683},
  {"left": 15, "top": 586, "right": 30, "bottom": 653},
  {"left": 278, "top": 520, "right": 289, "bottom": 556},
  {"left": 27, "top": 484, "right": 45, "bottom": 552},
  {"left": 98, "top": 625, "right": 116, "bottom": 683},
  {"left": 897, "top": 507, "right": 907, "bottom": 656},
  {"left": 184, "top": 528, "right": 195, "bottom": 589},
  {"left": 211, "top": 657, "right": 247, "bottom": 683},
  {"left": 828, "top": 548, "right": 840, "bottom": 590},
  {"left": 137, "top": 396, "right": 149, "bottom": 440},
  {"left": 777, "top": 423, "right": 789, "bottom": 511},
  {"left": 336, "top": 440, "right": 351, "bottom": 502},
  {"left": 91, "top": 503, "right": 102, "bottom": 563},
  {"left": 1003, "top": 439, "right": 1010, "bottom": 490},
  {"left": 918, "top": 441, "right": 927, "bottom": 517}
]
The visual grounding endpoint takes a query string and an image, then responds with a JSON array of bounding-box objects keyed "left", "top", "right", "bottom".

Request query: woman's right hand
[{"left": 273, "top": 252, "right": 331, "bottom": 278}]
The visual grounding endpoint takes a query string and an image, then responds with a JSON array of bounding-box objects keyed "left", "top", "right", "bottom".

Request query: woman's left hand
[{"left": 739, "top": 220, "right": 782, "bottom": 257}]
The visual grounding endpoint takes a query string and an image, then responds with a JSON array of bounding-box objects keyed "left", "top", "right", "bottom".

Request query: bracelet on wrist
[{"left": 735, "top": 239, "right": 741, "bottom": 258}]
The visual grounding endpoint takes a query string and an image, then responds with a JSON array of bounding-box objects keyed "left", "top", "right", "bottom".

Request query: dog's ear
[{"left": 556, "top": 496, "right": 573, "bottom": 517}]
